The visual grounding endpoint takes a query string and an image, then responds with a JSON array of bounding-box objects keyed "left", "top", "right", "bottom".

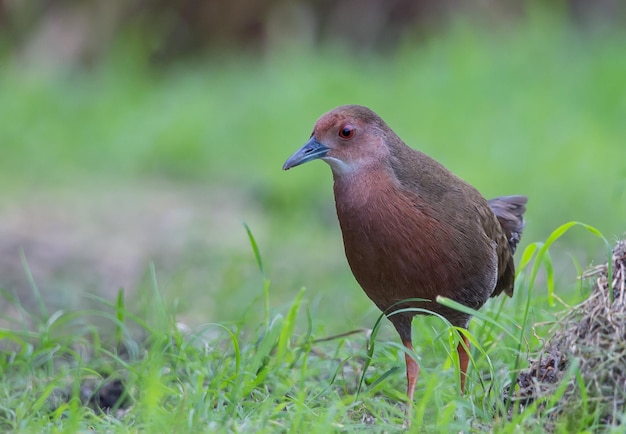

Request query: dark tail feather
[{"left": 488, "top": 195, "right": 527, "bottom": 254}]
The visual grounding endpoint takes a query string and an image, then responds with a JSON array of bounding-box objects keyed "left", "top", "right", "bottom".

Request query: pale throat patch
[{"left": 322, "top": 156, "right": 355, "bottom": 175}]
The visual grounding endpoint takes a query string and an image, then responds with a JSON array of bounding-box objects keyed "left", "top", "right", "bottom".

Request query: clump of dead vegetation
[{"left": 508, "top": 239, "right": 626, "bottom": 428}]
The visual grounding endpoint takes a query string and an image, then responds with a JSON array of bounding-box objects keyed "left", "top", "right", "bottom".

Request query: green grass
[
  {"left": 1, "top": 8, "right": 625, "bottom": 432},
  {"left": 0, "top": 222, "right": 615, "bottom": 432}
]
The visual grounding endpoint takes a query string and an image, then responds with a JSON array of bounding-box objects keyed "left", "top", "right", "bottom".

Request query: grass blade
[
  {"left": 243, "top": 221, "right": 265, "bottom": 278},
  {"left": 19, "top": 249, "right": 47, "bottom": 320}
]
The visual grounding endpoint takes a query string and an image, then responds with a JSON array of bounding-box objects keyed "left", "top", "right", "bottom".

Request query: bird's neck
[{"left": 332, "top": 167, "right": 400, "bottom": 212}]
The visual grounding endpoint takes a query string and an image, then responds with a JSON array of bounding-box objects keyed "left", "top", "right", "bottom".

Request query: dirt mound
[{"left": 508, "top": 239, "right": 626, "bottom": 427}]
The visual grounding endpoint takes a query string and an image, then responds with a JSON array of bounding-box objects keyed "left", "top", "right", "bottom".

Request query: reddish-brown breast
[{"left": 331, "top": 156, "right": 499, "bottom": 327}]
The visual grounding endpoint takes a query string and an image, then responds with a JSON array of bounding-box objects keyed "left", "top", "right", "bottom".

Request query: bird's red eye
[{"left": 338, "top": 125, "right": 355, "bottom": 140}]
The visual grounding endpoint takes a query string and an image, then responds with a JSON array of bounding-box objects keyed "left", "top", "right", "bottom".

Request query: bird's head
[{"left": 282, "top": 105, "right": 391, "bottom": 176}]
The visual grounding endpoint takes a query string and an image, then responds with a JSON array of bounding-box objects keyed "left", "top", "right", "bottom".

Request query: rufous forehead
[{"left": 314, "top": 112, "right": 355, "bottom": 134}]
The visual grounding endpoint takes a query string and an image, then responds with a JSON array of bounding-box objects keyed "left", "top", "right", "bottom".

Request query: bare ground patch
[{"left": 0, "top": 182, "right": 268, "bottom": 320}]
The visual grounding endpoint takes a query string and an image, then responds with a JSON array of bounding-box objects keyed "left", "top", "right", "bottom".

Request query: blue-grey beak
[{"left": 282, "top": 138, "right": 329, "bottom": 170}]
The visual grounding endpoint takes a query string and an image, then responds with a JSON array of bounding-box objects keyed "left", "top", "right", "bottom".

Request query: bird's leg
[
  {"left": 457, "top": 334, "right": 470, "bottom": 394},
  {"left": 402, "top": 339, "right": 420, "bottom": 402}
]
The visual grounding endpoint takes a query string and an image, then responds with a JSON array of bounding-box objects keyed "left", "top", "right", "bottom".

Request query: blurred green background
[{"left": 0, "top": 1, "right": 625, "bottom": 334}]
